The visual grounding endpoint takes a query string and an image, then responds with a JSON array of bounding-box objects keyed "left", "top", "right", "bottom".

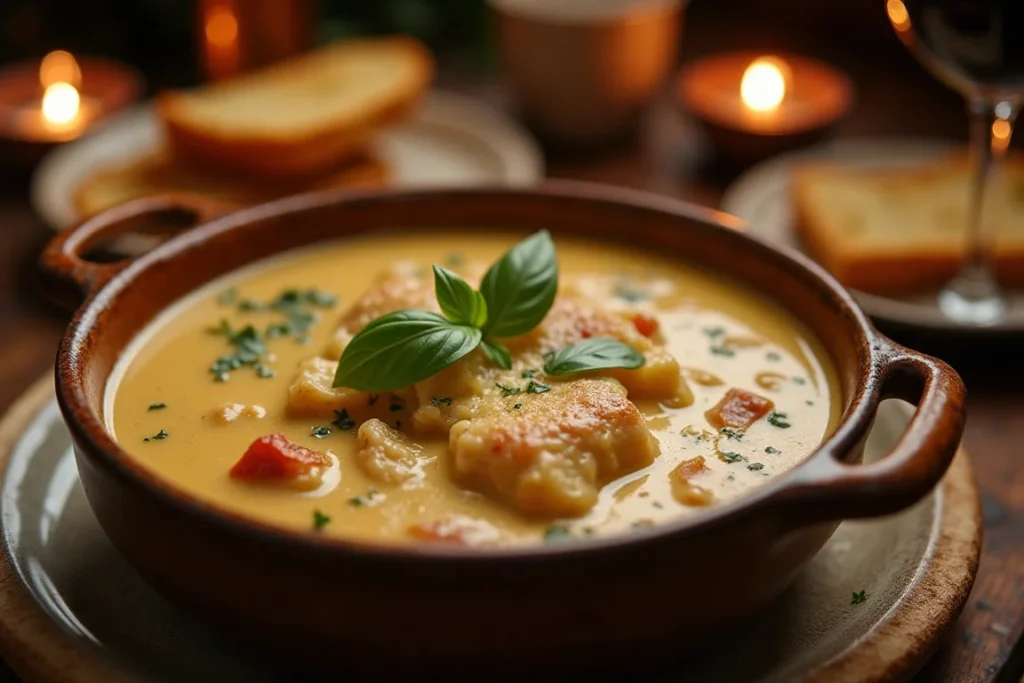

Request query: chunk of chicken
[
  {"left": 356, "top": 419, "right": 428, "bottom": 485},
  {"left": 287, "top": 357, "right": 414, "bottom": 424},
  {"left": 322, "top": 269, "right": 438, "bottom": 360},
  {"left": 448, "top": 378, "right": 659, "bottom": 517},
  {"left": 506, "top": 296, "right": 686, "bottom": 402}
]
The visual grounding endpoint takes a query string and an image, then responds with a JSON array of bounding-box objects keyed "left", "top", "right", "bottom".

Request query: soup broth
[{"left": 108, "top": 232, "right": 841, "bottom": 547}]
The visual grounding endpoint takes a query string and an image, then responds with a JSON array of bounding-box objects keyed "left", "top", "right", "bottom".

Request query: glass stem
[{"left": 963, "top": 99, "right": 1017, "bottom": 278}]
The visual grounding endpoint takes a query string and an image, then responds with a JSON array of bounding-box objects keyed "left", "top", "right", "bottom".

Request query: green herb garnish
[
  {"left": 348, "top": 488, "right": 379, "bottom": 507},
  {"left": 430, "top": 396, "right": 453, "bottom": 406},
  {"left": 767, "top": 412, "right": 791, "bottom": 428},
  {"left": 614, "top": 280, "right": 647, "bottom": 303},
  {"left": 525, "top": 380, "right": 551, "bottom": 394},
  {"left": 312, "top": 509, "right": 331, "bottom": 531},
  {"left": 543, "top": 525, "right": 572, "bottom": 542},
  {"left": 496, "top": 383, "right": 521, "bottom": 397},
  {"left": 542, "top": 337, "right": 644, "bottom": 376},
  {"left": 851, "top": 590, "right": 867, "bottom": 605},
  {"left": 333, "top": 232, "right": 559, "bottom": 392},
  {"left": 766, "top": 351, "right": 782, "bottom": 362},
  {"left": 792, "top": 376, "right": 806, "bottom": 385},
  {"left": 521, "top": 369, "right": 537, "bottom": 378},
  {"left": 513, "top": 403, "right": 522, "bottom": 410},
  {"left": 710, "top": 345, "right": 735, "bottom": 357},
  {"left": 311, "top": 425, "right": 331, "bottom": 438},
  {"left": 720, "top": 427, "right": 744, "bottom": 441},
  {"left": 703, "top": 326, "right": 726, "bottom": 338},
  {"left": 765, "top": 446, "right": 781, "bottom": 454},
  {"left": 747, "top": 462, "right": 764, "bottom": 471},
  {"left": 147, "top": 403, "right": 166, "bottom": 411},
  {"left": 143, "top": 429, "right": 168, "bottom": 442},
  {"left": 721, "top": 452, "right": 745, "bottom": 463},
  {"left": 332, "top": 409, "right": 355, "bottom": 431}
]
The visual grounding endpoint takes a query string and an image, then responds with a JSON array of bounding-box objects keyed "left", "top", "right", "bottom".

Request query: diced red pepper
[
  {"left": 670, "top": 455, "right": 707, "bottom": 482},
  {"left": 705, "top": 388, "right": 775, "bottom": 430},
  {"left": 230, "top": 434, "right": 330, "bottom": 480},
  {"left": 629, "top": 312, "right": 659, "bottom": 338},
  {"left": 408, "top": 521, "right": 469, "bottom": 545}
]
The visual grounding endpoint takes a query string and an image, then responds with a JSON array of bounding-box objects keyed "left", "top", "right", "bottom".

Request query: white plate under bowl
[
  {"left": 31, "top": 90, "right": 544, "bottom": 230},
  {"left": 720, "top": 137, "right": 1024, "bottom": 333}
]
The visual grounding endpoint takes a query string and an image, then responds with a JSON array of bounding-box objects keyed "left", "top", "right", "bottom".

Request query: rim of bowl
[
  {"left": 487, "top": 0, "right": 684, "bottom": 27},
  {"left": 55, "top": 181, "right": 879, "bottom": 565}
]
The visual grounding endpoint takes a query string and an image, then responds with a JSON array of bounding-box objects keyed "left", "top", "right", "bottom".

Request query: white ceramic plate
[
  {"left": 31, "top": 90, "right": 544, "bottom": 230},
  {"left": 0, "top": 377, "right": 980, "bottom": 683},
  {"left": 720, "top": 137, "right": 1024, "bottom": 333}
]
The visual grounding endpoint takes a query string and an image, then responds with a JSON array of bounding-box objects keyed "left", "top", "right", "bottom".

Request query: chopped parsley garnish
[
  {"left": 312, "top": 509, "right": 331, "bottom": 531},
  {"left": 652, "top": 501, "right": 664, "bottom": 509},
  {"left": 147, "top": 403, "right": 166, "bottom": 411},
  {"left": 766, "top": 351, "right": 782, "bottom": 362},
  {"left": 747, "top": 462, "right": 764, "bottom": 471},
  {"left": 348, "top": 488, "right": 379, "bottom": 507},
  {"left": 513, "top": 403, "right": 522, "bottom": 410},
  {"left": 721, "top": 452, "right": 745, "bottom": 463},
  {"left": 792, "top": 376, "right": 806, "bottom": 385},
  {"left": 521, "top": 369, "right": 537, "bottom": 378},
  {"left": 143, "top": 429, "right": 168, "bottom": 442},
  {"left": 525, "top": 380, "right": 550, "bottom": 394},
  {"left": 311, "top": 425, "right": 331, "bottom": 438},
  {"left": 765, "top": 446, "right": 781, "bottom": 454},
  {"left": 331, "top": 409, "right": 355, "bottom": 431},
  {"left": 430, "top": 396, "right": 453, "bottom": 406},
  {"left": 703, "top": 326, "right": 726, "bottom": 338},
  {"left": 806, "top": 400, "right": 815, "bottom": 406},
  {"left": 710, "top": 345, "right": 735, "bottom": 357},
  {"left": 207, "top": 287, "right": 337, "bottom": 382},
  {"left": 614, "top": 280, "right": 647, "bottom": 302},
  {"left": 496, "top": 383, "right": 521, "bottom": 397},
  {"left": 720, "top": 427, "right": 744, "bottom": 440},
  {"left": 767, "top": 411, "right": 792, "bottom": 428},
  {"left": 851, "top": 590, "right": 867, "bottom": 605},
  {"left": 543, "top": 525, "right": 572, "bottom": 542}
]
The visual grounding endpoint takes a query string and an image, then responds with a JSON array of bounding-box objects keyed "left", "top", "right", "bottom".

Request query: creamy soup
[{"left": 108, "top": 232, "right": 840, "bottom": 547}]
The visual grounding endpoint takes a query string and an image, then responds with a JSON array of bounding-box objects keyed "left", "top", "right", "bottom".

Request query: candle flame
[
  {"left": 740, "top": 58, "right": 787, "bottom": 113},
  {"left": 39, "top": 50, "right": 82, "bottom": 127},
  {"left": 887, "top": 0, "right": 911, "bottom": 33}
]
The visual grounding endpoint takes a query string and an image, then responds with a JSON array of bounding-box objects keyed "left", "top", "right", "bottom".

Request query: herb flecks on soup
[{"left": 108, "top": 232, "right": 839, "bottom": 547}]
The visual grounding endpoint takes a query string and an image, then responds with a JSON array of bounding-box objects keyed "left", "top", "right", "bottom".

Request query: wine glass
[{"left": 887, "top": 0, "right": 1021, "bottom": 325}]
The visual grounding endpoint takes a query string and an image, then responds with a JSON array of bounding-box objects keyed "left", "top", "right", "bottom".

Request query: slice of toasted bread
[
  {"left": 73, "top": 148, "right": 390, "bottom": 220},
  {"left": 791, "top": 153, "right": 1024, "bottom": 294},
  {"left": 156, "top": 37, "right": 432, "bottom": 178}
]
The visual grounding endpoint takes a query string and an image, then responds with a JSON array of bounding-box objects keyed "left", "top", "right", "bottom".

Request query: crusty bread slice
[
  {"left": 73, "top": 147, "right": 390, "bottom": 219},
  {"left": 791, "top": 153, "right": 1024, "bottom": 294},
  {"left": 156, "top": 37, "right": 432, "bottom": 178}
]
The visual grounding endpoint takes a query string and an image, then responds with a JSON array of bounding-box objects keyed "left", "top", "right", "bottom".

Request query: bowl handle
[
  {"left": 38, "top": 195, "right": 233, "bottom": 308},
  {"left": 775, "top": 337, "right": 966, "bottom": 523}
]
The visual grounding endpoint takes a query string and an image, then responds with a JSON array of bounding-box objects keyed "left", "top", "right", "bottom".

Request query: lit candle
[
  {"left": 675, "top": 50, "right": 853, "bottom": 164},
  {"left": 0, "top": 50, "right": 142, "bottom": 157}
]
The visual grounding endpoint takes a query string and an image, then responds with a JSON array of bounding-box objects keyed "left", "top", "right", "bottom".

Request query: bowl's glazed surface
[{"left": 40, "top": 185, "right": 965, "bottom": 680}]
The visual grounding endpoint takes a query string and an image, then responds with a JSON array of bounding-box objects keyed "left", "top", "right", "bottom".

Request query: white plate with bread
[
  {"left": 33, "top": 37, "right": 543, "bottom": 230},
  {"left": 721, "top": 137, "right": 1024, "bottom": 332}
]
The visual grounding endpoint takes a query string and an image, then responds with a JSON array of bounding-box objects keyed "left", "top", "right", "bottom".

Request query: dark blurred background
[{"left": 0, "top": 0, "right": 966, "bottom": 143}]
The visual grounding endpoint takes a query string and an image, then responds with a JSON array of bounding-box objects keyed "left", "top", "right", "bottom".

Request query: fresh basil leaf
[
  {"left": 433, "top": 265, "right": 487, "bottom": 328},
  {"left": 481, "top": 339, "right": 512, "bottom": 369},
  {"left": 480, "top": 231, "right": 558, "bottom": 338},
  {"left": 333, "top": 310, "right": 482, "bottom": 392},
  {"left": 543, "top": 337, "right": 645, "bottom": 376}
]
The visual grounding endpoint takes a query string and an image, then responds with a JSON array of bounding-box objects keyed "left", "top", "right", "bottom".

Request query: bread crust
[
  {"left": 155, "top": 37, "right": 432, "bottom": 179},
  {"left": 791, "top": 154, "right": 1024, "bottom": 295}
]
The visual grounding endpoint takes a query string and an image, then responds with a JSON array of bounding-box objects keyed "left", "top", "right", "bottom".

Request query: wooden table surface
[{"left": 2, "top": 12, "right": 1024, "bottom": 683}]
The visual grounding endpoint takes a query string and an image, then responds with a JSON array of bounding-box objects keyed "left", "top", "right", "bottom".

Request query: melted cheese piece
[{"left": 108, "top": 232, "right": 841, "bottom": 547}]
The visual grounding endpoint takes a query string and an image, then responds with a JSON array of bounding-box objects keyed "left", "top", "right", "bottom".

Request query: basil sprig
[
  {"left": 543, "top": 337, "right": 645, "bottom": 376},
  {"left": 333, "top": 231, "right": 644, "bottom": 393}
]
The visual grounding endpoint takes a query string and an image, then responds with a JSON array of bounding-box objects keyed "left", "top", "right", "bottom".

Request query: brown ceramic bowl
[{"left": 39, "top": 185, "right": 965, "bottom": 681}]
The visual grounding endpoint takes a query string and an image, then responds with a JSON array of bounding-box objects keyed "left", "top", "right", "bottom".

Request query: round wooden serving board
[{"left": 0, "top": 375, "right": 981, "bottom": 683}]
